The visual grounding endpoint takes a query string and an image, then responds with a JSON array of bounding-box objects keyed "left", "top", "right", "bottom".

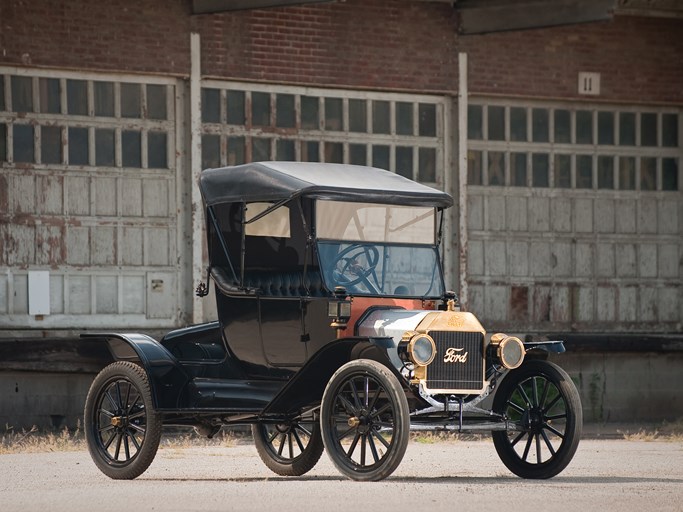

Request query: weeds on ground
[
  {"left": 619, "top": 419, "right": 683, "bottom": 442},
  {"left": 1, "top": 422, "right": 85, "bottom": 454}
]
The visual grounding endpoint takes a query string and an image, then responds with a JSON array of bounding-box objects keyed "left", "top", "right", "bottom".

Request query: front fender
[
  {"left": 81, "top": 333, "right": 191, "bottom": 410},
  {"left": 524, "top": 340, "right": 566, "bottom": 359}
]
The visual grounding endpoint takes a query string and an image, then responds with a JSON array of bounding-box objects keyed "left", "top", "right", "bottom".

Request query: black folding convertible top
[{"left": 199, "top": 162, "right": 453, "bottom": 208}]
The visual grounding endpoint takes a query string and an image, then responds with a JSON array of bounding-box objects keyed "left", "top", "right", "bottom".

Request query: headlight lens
[
  {"left": 496, "top": 335, "right": 525, "bottom": 369},
  {"left": 408, "top": 334, "right": 436, "bottom": 366}
]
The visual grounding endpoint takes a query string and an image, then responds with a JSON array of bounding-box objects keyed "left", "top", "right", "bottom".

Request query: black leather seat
[{"left": 211, "top": 267, "right": 329, "bottom": 297}]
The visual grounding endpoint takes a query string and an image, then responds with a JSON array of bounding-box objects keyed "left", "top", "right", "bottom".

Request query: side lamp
[{"left": 329, "top": 286, "right": 351, "bottom": 330}]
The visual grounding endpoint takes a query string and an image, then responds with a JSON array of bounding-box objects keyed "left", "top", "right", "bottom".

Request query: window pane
[
  {"left": 226, "top": 90, "right": 245, "bottom": 125},
  {"left": 251, "top": 92, "right": 270, "bottom": 127},
  {"left": 662, "top": 158, "right": 678, "bottom": 191},
  {"left": 419, "top": 103, "right": 436, "bottom": 137},
  {"left": 41, "top": 126, "right": 62, "bottom": 164},
  {"left": 67, "top": 79, "right": 88, "bottom": 115},
  {"left": 202, "top": 88, "right": 221, "bottom": 123},
  {"left": 202, "top": 134, "right": 220, "bottom": 170},
  {"left": 576, "top": 110, "right": 593, "bottom": 144},
  {"left": 511, "top": 152, "right": 527, "bottom": 186},
  {"left": 39, "top": 78, "right": 61, "bottom": 114},
  {"left": 532, "top": 108, "right": 549, "bottom": 142},
  {"left": 348, "top": 99, "right": 366, "bottom": 132},
  {"left": 148, "top": 131, "right": 168, "bottom": 168},
  {"left": 576, "top": 155, "right": 593, "bottom": 188},
  {"left": 324, "top": 98, "right": 343, "bottom": 131},
  {"left": 468, "top": 104, "right": 483, "bottom": 140},
  {"left": 510, "top": 107, "right": 527, "bottom": 142},
  {"left": 396, "top": 102, "right": 413, "bottom": 136},
  {"left": 396, "top": 146, "right": 413, "bottom": 179},
  {"left": 532, "top": 153, "right": 549, "bottom": 187},
  {"left": 301, "top": 96, "right": 319, "bottom": 130},
  {"left": 467, "top": 150, "right": 482, "bottom": 186},
  {"left": 325, "top": 141, "right": 343, "bottom": 163},
  {"left": 0, "top": 77, "right": 4, "bottom": 111},
  {"left": 619, "top": 112, "right": 635, "bottom": 146},
  {"left": 122, "top": 130, "right": 142, "bottom": 168},
  {"left": 662, "top": 113, "right": 678, "bottom": 147},
  {"left": 227, "top": 136, "right": 245, "bottom": 166},
  {"left": 373, "top": 100, "right": 390, "bottom": 134},
  {"left": 641, "top": 157, "right": 656, "bottom": 190},
  {"left": 13, "top": 124, "right": 34, "bottom": 162},
  {"left": 554, "top": 109, "right": 571, "bottom": 143},
  {"left": 95, "top": 128, "right": 115, "bottom": 166},
  {"left": 597, "top": 111, "right": 614, "bottom": 145},
  {"left": 146, "top": 84, "right": 167, "bottom": 120},
  {"left": 94, "top": 81, "right": 114, "bottom": 117},
  {"left": 488, "top": 106, "right": 505, "bottom": 141},
  {"left": 488, "top": 151, "right": 505, "bottom": 186},
  {"left": 0, "top": 124, "right": 6, "bottom": 161},
  {"left": 555, "top": 154, "right": 571, "bottom": 188},
  {"left": 303, "top": 141, "right": 319, "bottom": 162},
  {"left": 597, "top": 156, "right": 614, "bottom": 189},
  {"left": 276, "top": 139, "right": 295, "bottom": 160},
  {"left": 252, "top": 137, "right": 271, "bottom": 161},
  {"left": 641, "top": 112, "right": 657, "bottom": 146},
  {"left": 349, "top": 143, "right": 366, "bottom": 166},
  {"left": 68, "top": 127, "right": 89, "bottom": 165},
  {"left": 372, "top": 145, "right": 389, "bottom": 170},
  {"left": 619, "top": 157, "right": 635, "bottom": 190},
  {"left": 11, "top": 76, "right": 33, "bottom": 113},
  {"left": 276, "top": 94, "right": 295, "bottom": 128},
  {"left": 121, "top": 83, "right": 141, "bottom": 118},
  {"left": 418, "top": 148, "right": 436, "bottom": 182}
]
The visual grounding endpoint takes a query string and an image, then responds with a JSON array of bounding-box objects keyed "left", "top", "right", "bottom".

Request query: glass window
[
  {"left": 0, "top": 76, "right": 4, "bottom": 111},
  {"left": 301, "top": 96, "right": 319, "bottom": 130},
  {"left": 468, "top": 104, "right": 483, "bottom": 140},
  {"left": 662, "top": 113, "right": 678, "bottom": 147},
  {"left": 148, "top": 131, "right": 168, "bottom": 168},
  {"left": 640, "top": 157, "right": 656, "bottom": 190},
  {"left": 662, "top": 158, "right": 678, "bottom": 191},
  {"left": 325, "top": 142, "right": 343, "bottom": 163},
  {"left": 418, "top": 147, "right": 436, "bottom": 182},
  {"left": 598, "top": 111, "right": 614, "bottom": 145},
  {"left": 252, "top": 137, "right": 271, "bottom": 161},
  {"left": 276, "top": 139, "right": 295, "bottom": 160},
  {"left": 348, "top": 99, "right": 366, "bottom": 133},
  {"left": 68, "top": 127, "right": 89, "bottom": 165},
  {"left": 555, "top": 154, "right": 571, "bottom": 188},
  {"left": 396, "top": 102, "right": 413, "bottom": 135},
  {"left": 349, "top": 143, "right": 366, "bottom": 166},
  {"left": 373, "top": 100, "right": 390, "bottom": 134},
  {"left": 324, "top": 98, "right": 343, "bottom": 131},
  {"left": 41, "top": 126, "right": 62, "bottom": 164},
  {"left": 619, "top": 157, "right": 635, "bottom": 190},
  {"left": 95, "top": 128, "right": 115, "bottom": 166},
  {"left": 122, "top": 130, "right": 142, "bottom": 168},
  {"left": 146, "top": 84, "right": 167, "bottom": 120},
  {"left": 576, "top": 155, "right": 593, "bottom": 188},
  {"left": 94, "top": 81, "right": 114, "bottom": 117},
  {"left": 303, "top": 141, "right": 319, "bottom": 162},
  {"left": 251, "top": 92, "right": 270, "bottom": 127},
  {"left": 13, "top": 124, "right": 35, "bottom": 163},
  {"left": 532, "top": 153, "right": 549, "bottom": 187},
  {"left": 227, "top": 136, "right": 245, "bottom": 166},
  {"left": 467, "top": 150, "right": 482, "bottom": 186},
  {"left": 510, "top": 107, "right": 527, "bottom": 142},
  {"left": 121, "top": 83, "right": 141, "bottom": 118},
  {"left": 202, "top": 88, "right": 221, "bottom": 123},
  {"left": 226, "top": 90, "right": 245, "bottom": 125},
  {"left": 11, "top": 76, "right": 33, "bottom": 113},
  {"left": 597, "top": 156, "right": 614, "bottom": 189},
  {"left": 488, "top": 106, "right": 505, "bottom": 141},
  {"left": 39, "top": 78, "right": 61, "bottom": 114},
  {"left": 67, "top": 79, "right": 88, "bottom": 115},
  {"left": 276, "top": 94, "right": 295, "bottom": 128},
  {"left": 554, "top": 109, "right": 571, "bottom": 143},
  {"left": 395, "top": 146, "right": 413, "bottom": 179},
  {"left": 640, "top": 112, "right": 657, "bottom": 146},
  {"left": 532, "top": 108, "right": 549, "bottom": 142},
  {"left": 202, "top": 134, "right": 222, "bottom": 174},
  {"left": 619, "top": 112, "right": 636, "bottom": 146},
  {"left": 372, "top": 145, "right": 390, "bottom": 170},
  {"left": 511, "top": 152, "right": 527, "bottom": 186},
  {"left": 576, "top": 110, "right": 593, "bottom": 144},
  {"left": 418, "top": 103, "right": 436, "bottom": 137},
  {"left": 0, "top": 124, "right": 6, "bottom": 162},
  {"left": 488, "top": 151, "right": 505, "bottom": 186}
]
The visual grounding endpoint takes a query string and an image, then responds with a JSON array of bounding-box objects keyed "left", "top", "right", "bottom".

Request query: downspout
[
  {"left": 190, "top": 32, "right": 204, "bottom": 323},
  {"left": 457, "top": 52, "right": 469, "bottom": 309}
]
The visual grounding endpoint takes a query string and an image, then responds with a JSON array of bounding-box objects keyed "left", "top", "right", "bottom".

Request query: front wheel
[
  {"left": 492, "top": 360, "right": 582, "bottom": 479},
  {"left": 320, "top": 359, "right": 410, "bottom": 481},
  {"left": 84, "top": 361, "right": 162, "bottom": 479}
]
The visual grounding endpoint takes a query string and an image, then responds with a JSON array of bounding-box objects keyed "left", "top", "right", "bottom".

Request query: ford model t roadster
[{"left": 84, "top": 162, "right": 582, "bottom": 481}]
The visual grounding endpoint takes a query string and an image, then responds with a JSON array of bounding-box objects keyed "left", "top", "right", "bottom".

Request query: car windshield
[{"left": 315, "top": 200, "right": 444, "bottom": 298}]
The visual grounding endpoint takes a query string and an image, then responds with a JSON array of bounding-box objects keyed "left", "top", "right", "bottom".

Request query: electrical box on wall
[{"left": 578, "top": 72, "right": 601, "bottom": 95}]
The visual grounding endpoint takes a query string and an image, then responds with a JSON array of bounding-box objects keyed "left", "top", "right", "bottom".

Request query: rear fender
[{"left": 81, "top": 333, "right": 190, "bottom": 410}]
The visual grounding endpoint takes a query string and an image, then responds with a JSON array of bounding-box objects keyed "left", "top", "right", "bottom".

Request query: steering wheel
[{"left": 332, "top": 244, "right": 380, "bottom": 293}]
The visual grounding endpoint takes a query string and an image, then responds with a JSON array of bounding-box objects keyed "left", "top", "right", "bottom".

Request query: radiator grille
[{"left": 426, "top": 331, "right": 484, "bottom": 392}]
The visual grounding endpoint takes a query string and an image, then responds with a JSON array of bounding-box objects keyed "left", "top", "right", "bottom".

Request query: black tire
[
  {"left": 320, "top": 359, "right": 409, "bottom": 481},
  {"left": 252, "top": 411, "right": 324, "bottom": 477},
  {"left": 492, "top": 360, "right": 582, "bottom": 479},
  {"left": 84, "top": 361, "right": 162, "bottom": 479}
]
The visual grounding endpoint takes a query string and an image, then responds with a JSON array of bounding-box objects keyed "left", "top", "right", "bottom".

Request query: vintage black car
[{"left": 84, "top": 161, "right": 582, "bottom": 481}]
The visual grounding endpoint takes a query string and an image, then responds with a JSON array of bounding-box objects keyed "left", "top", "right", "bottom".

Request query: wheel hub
[{"left": 522, "top": 408, "right": 544, "bottom": 432}]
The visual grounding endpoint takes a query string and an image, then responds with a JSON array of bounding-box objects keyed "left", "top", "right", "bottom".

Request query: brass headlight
[
  {"left": 407, "top": 334, "right": 436, "bottom": 366},
  {"left": 490, "top": 333, "right": 525, "bottom": 369}
]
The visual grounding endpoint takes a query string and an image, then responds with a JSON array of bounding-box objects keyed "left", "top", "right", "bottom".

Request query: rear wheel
[
  {"left": 492, "top": 360, "right": 582, "bottom": 479},
  {"left": 84, "top": 361, "right": 162, "bottom": 479},
  {"left": 320, "top": 359, "right": 409, "bottom": 481}
]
